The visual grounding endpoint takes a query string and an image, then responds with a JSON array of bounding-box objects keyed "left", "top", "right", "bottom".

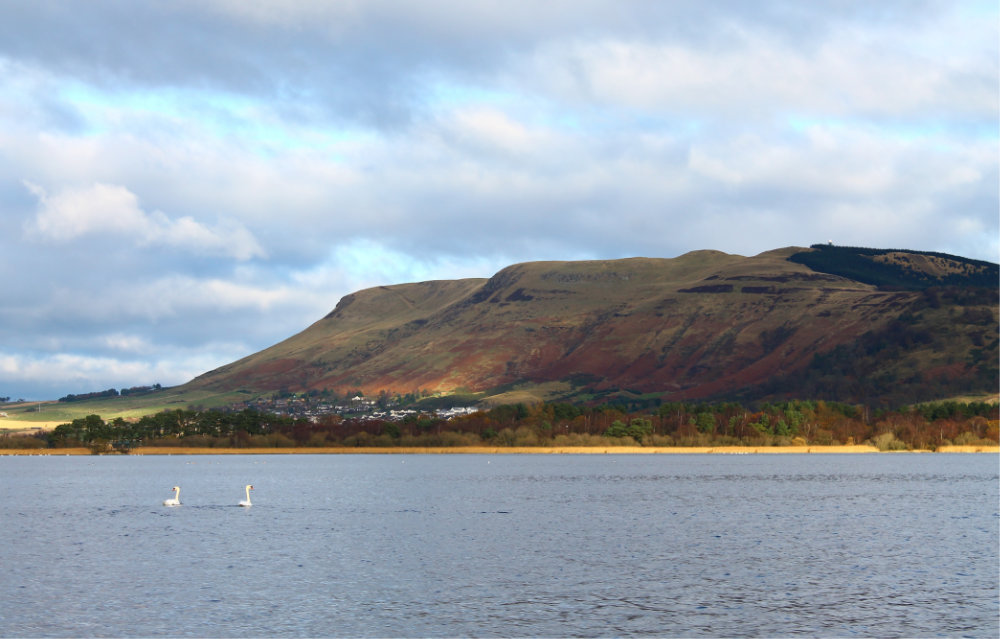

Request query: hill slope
[{"left": 184, "top": 246, "right": 998, "bottom": 406}]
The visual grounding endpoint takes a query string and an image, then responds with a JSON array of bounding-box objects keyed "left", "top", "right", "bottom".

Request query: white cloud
[
  {"left": 50, "top": 274, "right": 321, "bottom": 325},
  {"left": 100, "top": 334, "right": 154, "bottom": 355},
  {"left": 23, "top": 181, "right": 266, "bottom": 260},
  {"left": 686, "top": 123, "right": 995, "bottom": 198},
  {"left": 448, "top": 107, "right": 543, "bottom": 155},
  {"left": 0, "top": 350, "right": 198, "bottom": 391},
  {"left": 524, "top": 15, "right": 997, "bottom": 120},
  {"left": 24, "top": 181, "right": 149, "bottom": 240}
]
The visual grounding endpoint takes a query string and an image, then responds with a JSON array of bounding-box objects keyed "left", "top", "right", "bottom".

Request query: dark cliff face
[{"left": 185, "top": 247, "right": 999, "bottom": 405}]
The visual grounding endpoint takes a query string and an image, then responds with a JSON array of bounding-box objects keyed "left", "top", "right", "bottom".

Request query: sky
[{"left": 1, "top": 1, "right": 996, "bottom": 400}]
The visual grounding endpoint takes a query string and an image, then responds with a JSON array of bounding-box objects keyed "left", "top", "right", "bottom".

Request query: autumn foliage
[{"left": 4, "top": 399, "right": 996, "bottom": 452}]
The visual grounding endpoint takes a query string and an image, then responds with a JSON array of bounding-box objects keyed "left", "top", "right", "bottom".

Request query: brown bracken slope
[{"left": 183, "top": 246, "right": 999, "bottom": 405}]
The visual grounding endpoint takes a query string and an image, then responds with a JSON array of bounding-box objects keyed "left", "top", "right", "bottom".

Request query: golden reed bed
[{"left": 2, "top": 445, "right": 996, "bottom": 455}]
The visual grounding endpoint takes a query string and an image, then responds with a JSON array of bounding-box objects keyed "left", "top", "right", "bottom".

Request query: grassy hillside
[{"left": 176, "top": 247, "right": 997, "bottom": 407}]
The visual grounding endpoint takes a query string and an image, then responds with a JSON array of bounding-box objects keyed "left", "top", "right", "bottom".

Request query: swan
[
  {"left": 239, "top": 484, "right": 254, "bottom": 507},
  {"left": 163, "top": 486, "right": 181, "bottom": 506}
]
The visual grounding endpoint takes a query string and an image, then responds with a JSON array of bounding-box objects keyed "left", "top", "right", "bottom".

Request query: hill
[{"left": 182, "top": 246, "right": 998, "bottom": 407}]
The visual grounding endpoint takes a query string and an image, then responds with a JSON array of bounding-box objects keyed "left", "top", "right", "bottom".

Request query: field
[
  {"left": 0, "top": 389, "right": 251, "bottom": 430},
  {"left": 0, "top": 419, "right": 67, "bottom": 434}
]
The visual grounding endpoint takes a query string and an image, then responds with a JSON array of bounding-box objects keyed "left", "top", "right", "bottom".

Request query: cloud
[
  {"left": 523, "top": 15, "right": 996, "bottom": 122},
  {"left": 3, "top": 1, "right": 986, "bottom": 128},
  {"left": 23, "top": 181, "right": 265, "bottom": 260},
  {"left": 0, "top": 348, "right": 234, "bottom": 399}
]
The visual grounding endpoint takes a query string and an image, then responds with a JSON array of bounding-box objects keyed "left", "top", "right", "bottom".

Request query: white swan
[
  {"left": 163, "top": 486, "right": 181, "bottom": 506},
  {"left": 239, "top": 484, "right": 254, "bottom": 507}
]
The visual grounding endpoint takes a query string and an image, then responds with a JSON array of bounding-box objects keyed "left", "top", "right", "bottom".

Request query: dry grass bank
[
  {"left": 2, "top": 445, "right": 995, "bottom": 456},
  {"left": 74, "top": 444, "right": 996, "bottom": 454},
  {"left": 0, "top": 448, "right": 91, "bottom": 455},
  {"left": 113, "top": 445, "right": 887, "bottom": 455},
  {"left": 934, "top": 445, "right": 1000, "bottom": 453}
]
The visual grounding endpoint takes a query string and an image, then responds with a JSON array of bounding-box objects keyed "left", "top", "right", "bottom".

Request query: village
[{"left": 232, "top": 393, "right": 480, "bottom": 423}]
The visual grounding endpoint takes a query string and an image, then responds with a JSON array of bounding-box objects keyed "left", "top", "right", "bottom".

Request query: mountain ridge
[{"left": 185, "top": 245, "right": 998, "bottom": 406}]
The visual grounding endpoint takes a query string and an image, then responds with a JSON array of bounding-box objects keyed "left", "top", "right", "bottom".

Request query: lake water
[{"left": 0, "top": 453, "right": 996, "bottom": 638}]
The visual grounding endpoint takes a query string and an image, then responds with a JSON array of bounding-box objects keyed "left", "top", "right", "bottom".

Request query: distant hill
[{"left": 183, "top": 246, "right": 999, "bottom": 407}]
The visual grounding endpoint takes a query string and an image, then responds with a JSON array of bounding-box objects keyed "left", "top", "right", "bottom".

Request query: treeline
[
  {"left": 59, "top": 384, "right": 163, "bottom": 403},
  {"left": 2, "top": 400, "right": 997, "bottom": 453}
]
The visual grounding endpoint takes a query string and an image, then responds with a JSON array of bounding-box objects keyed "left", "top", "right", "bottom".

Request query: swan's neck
[{"left": 245, "top": 487, "right": 252, "bottom": 502}]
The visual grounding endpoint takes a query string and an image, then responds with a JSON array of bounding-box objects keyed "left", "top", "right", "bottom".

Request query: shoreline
[{"left": 1, "top": 444, "right": 996, "bottom": 456}]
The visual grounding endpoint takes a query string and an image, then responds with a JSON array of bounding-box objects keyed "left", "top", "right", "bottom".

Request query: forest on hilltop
[{"left": 788, "top": 244, "right": 999, "bottom": 290}]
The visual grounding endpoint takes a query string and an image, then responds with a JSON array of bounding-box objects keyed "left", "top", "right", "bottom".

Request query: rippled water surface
[{"left": 1, "top": 453, "right": 996, "bottom": 637}]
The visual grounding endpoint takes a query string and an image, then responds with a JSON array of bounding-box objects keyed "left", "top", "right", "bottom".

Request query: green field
[{"left": 1, "top": 388, "right": 256, "bottom": 427}]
